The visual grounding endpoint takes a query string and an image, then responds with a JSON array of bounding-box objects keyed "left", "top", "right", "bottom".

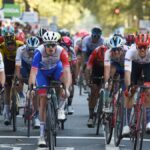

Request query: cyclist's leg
[
  {"left": 36, "top": 69, "right": 49, "bottom": 146},
  {"left": 87, "top": 64, "right": 103, "bottom": 127},
  {"left": 3, "top": 59, "right": 15, "bottom": 125},
  {"left": 54, "top": 61, "right": 68, "bottom": 120},
  {"left": 123, "top": 62, "right": 142, "bottom": 135}
]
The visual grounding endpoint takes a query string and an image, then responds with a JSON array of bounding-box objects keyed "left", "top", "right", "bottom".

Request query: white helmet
[
  {"left": 26, "top": 36, "right": 40, "bottom": 49},
  {"left": 109, "top": 35, "right": 125, "bottom": 48},
  {"left": 42, "top": 31, "right": 61, "bottom": 44}
]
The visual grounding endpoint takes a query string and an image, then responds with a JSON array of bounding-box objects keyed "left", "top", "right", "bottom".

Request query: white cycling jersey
[
  {"left": 15, "top": 45, "right": 33, "bottom": 66},
  {"left": 0, "top": 52, "right": 4, "bottom": 72},
  {"left": 104, "top": 45, "right": 129, "bottom": 66},
  {"left": 125, "top": 44, "right": 150, "bottom": 72}
]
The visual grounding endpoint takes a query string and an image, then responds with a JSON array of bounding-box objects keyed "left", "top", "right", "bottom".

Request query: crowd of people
[{"left": 0, "top": 17, "right": 150, "bottom": 148}]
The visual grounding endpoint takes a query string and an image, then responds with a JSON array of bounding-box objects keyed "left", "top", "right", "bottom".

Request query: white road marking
[
  {"left": 0, "top": 144, "right": 21, "bottom": 150},
  {"left": 36, "top": 148, "right": 74, "bottom": 150}
]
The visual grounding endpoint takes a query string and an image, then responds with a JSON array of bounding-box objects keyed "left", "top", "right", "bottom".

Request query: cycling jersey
[
  {"left": 0, "top": 40, "right": 24, "bottom": 61},
  {"left": 87, "top": 46, "right": 106, "bottom": 68},
  {"left": 15, "top": 45, "right": 33, "bottom": 66},
  {"left": 32, "top": 45, "right": 70, "bottom": 70},
  {"left": 0, "top": 52, "right": 4, "bottom": 72},
  {"left": 82, "top": 35, "right": 104, "bottom": 58},
  {"left": 104, "top": 45, "right": 128, "bottom": 66},
  {"left": 125, "top": 45, "right": 150, "bottom": 72}
]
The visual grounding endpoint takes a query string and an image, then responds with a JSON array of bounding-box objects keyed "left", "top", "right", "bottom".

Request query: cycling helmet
[
  {"left": 26, "top": 36, "right": 40, "bottom": 49},
  {"left": 37, "top": 27, "right": 47, "bottom": 38},
  {"left": 61, "top": 36, "right": 72, "bottom": 47},
  {"left": 42, "top": 31, "right": 61, "bottom": 44},
  {"left": 59, "top": 28, "right": 70, "bottom": 37},
  {"left": 91, "top": 26, "right": 102, "bottom": 35},
  {"left": 109, "top": 35, "right": 125, "bottom": 48},
  {"left": 2, "top": 25, "right": 15, "bottom": 36},
  {"left": 135, "top": 34, "right": 150, "bottom": 47},
  {"left": 125, "top": 34, "right": 135, "bottom": 46},
  {"left": 76, "top": 30, "right": 89, "bottom": 38}
]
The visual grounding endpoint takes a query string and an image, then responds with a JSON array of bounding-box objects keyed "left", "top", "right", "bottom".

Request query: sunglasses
[
  {"left": 137, "top": 45, "right": 148, "bottom": 50},
  {"left": 92, "top": 34, "right": 100, "bottom": 39},
  {"left": 111, "top": 47, "right": 122, "bottom": 52},
  {"left": 45, "top": 44, "right": 56, "bottom": 48}
]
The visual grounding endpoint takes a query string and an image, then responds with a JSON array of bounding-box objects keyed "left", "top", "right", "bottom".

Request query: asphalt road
[{"left": 0, "top": 85, "right": 150, "bottom": 150}]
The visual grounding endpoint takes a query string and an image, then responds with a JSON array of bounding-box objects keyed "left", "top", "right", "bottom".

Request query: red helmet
[
  {"left": 61, "top": 36, "right": 72, "bottom": 47},
  {"left": 125, "top": 34, "right": 135, "bottom": 45},
  {"left": 76, "top": 30, "right": 89, "bottom": 38},
  {"left": 135, "top": 34, "right": 150, "bottom": 47}
]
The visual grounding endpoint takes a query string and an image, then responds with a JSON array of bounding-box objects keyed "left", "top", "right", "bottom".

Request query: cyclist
[
  {"left": 60, "top": 36, "right": 77, "bottom": 114},
  {"left": 124, "top": 33, "right": 150, "bottom": 134},
  {"left": 73, "top": 30, "right": 89, "bottom": 82},
  {"left": 125, "top": 34, "right": 135, "bottom": 47},
  {"left": 28, "top": 31, "right": 71, "bottom": 147},
  {"left": 15, "top": 36, "right": 40, "bottom": 128},
  {"left": 82, "top": 26, "right": 104, "bottom": 90},
  {"left": 86, "top": 45, "right": 107, "bottom": 127},
  {"left": 104, "top": 35, "right": 126, "bottom": 109},
  {"left": 0, "top": 25, "right": 24, "bottom": 125}
]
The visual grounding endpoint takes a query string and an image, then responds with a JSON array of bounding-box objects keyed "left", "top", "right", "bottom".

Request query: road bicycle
[
  {"left": 129, "top": 82, "right": 150, "bottom": 150},
  {"left": 96, "top": 75, "right": 124, "bottom": 145},
  {"left": 35, "top": 81, "right": 61, "bottom": 150}
]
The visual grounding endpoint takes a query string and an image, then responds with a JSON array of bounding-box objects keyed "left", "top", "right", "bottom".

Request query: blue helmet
[{"left": 26, "top": 36, "right": 40, "bottom": 50}]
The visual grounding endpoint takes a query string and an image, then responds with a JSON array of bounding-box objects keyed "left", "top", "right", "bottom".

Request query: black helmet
[
  {"left": 91, "top": 26, "right": 102, "bottom": 35},
  {"left": 59, "top": 28, "right": 70, "bottom": 37}
]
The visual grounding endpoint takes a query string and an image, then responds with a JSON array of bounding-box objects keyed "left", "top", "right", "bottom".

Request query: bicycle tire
[
  {"left": 11, "top": 93, "right": 17, "bottom": 132},
  {"left": 105, "top": 112, "right": 113, "bottom": 144},
  {"left": 46, "top": 100, "right": 56, "bottom": 150},
  {"left": 96, "top": 90, "right": 104, "bottom": 135},
  {"left": 133, "top": 106, "right": 145, "bottom": 150},
  {"left": 114, "top": 90, "right": 124, "bottom": 146},
  {"left": 27, "top": 97, "right": 31, "bottom": 137}
]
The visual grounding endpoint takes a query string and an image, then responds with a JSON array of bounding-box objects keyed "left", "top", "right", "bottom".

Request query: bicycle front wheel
[
  {"left": 96, "top": 90, "right": 104, "bottom": 135},
  {"left": 46, "top": 101, "right": 57, "bottom": 150},
  {"left": 104, "top": 113, "right": 113, "bottom": 144},
  {"left": 114, "top": 91, "right": 124, "bottom": 146},
  {"left": 11, "top": 92, "right": 17, "bottom": 132},
  {"left": 133, "top": 106, "right": 145, "bottom": 150}
]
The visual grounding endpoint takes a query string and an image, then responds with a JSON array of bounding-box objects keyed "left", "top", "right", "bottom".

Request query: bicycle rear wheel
[
  {"left": 133, "top": 106, "right": 145, "bottom": 150},
  {"left": 95, "top": 90, "right": 104, "bottom": 134},
  {"left": 114, "top": 91, "right": 124, "bottom": 146},
  {"left": 46, "top": 100, "right": 57, "bottom": 150}
]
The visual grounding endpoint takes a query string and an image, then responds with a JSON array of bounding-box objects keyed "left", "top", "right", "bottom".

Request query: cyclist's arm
[
  {"left": 29, "top": 50, "right": 41, "bottom": 86},
  {"left": 60, "top": 49, "right": 72, "bottom": 89},
  {"left": 15, "top": 46, "right": 23, "bottom": 79},
  {"left": 0, "top": 52, "right": 5, "bottom": 86},
  {"left": 124, "top": 48, "right": 134, "bottom": 87},
  {"left": 104, "top": 50, "right": 111, "bottom": 82}
]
